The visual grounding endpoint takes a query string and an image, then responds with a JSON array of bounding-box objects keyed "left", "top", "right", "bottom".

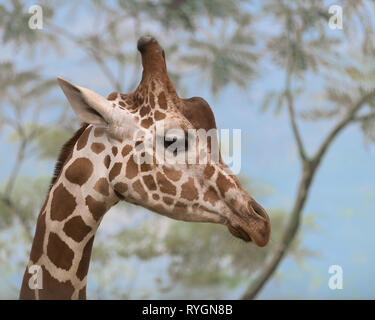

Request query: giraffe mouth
[
  {"left": 227, "top": 224, "right": 252, "bottom": 242},
  {"left": 226, "top": 200, "right": 270, "bottom": 246}
]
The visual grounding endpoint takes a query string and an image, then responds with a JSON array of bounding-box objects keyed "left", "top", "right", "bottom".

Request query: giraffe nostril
[{"left": 248, "top": 200, "right": 268, "bottom": 221}]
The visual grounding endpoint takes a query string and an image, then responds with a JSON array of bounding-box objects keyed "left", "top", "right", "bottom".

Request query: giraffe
[{"left": 19, "top": 36, "right": 270, "bottom": 300}]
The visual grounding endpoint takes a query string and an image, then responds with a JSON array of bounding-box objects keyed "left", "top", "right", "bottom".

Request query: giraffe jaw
[
  {"left": 226, "top": 221, "right": 270, "bottom": 247},
  {"left": 227, "top": 224, "right": 252, "bottom": 242}
]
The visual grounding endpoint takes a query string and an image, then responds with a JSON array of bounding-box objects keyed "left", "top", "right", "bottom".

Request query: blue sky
[{"left": 0, "top": 1, "right": 374, "bottom": 299}]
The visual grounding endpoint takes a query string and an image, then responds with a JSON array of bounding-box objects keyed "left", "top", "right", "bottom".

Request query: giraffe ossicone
[{"left": 20, "top": 36, "right": 271, "bottom": 300}]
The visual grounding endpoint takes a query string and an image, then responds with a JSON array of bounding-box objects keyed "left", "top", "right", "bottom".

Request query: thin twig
[
  {"left": 4, "top": 137, "right": 27, "bottom": 196},
  {"left": 0, "top": 192, "right": 33, "bottom": 241},
  {"left": 284, "top": 28, "right": 308, "bottom": 164},
  {"left": 313, "top": 89, "right": 375, "bottom": 166},
  {"left": 242, "top": 88, "right": 375, "bottom": 300},
  {"left": 352, "top": 112, "right": 375, "bottom": 122},
  {"left": 47, "top": 24, "right": 121, "bottom": 91}
]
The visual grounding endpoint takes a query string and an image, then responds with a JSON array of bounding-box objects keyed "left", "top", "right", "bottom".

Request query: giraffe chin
[
  {"left": 227, "top": 222, "right": 271, "bottom": 247},
  {"left": 227, "top": 224, "right": 252, "bottom": 243}
]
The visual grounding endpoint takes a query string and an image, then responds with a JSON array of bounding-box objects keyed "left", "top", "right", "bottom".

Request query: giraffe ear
[{"left": 58, "top": 77, "right": 112, "bottom": 127}]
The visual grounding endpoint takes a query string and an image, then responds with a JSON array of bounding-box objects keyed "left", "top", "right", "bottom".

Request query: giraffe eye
[
  {"left": 163, "top": 133, "right": 189, "bottom": 155},
  {"left": 163, "top": 136, "right": 177, "bottom": 149}
]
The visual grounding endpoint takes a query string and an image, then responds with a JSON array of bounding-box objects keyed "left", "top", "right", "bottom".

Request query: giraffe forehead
[
  {"left": 110, "top": 83, "right": 187, "bottom": 124},
  {"left": 106, "top": 79, "right": 199, "bottom": 144},
  {"left": 110, "top": 109, "right": 191, "bottom": 140}
]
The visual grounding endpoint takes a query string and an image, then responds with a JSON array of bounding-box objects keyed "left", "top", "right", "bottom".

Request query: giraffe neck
[{"left": 20, "top": 126, "right": 118, "bottom": 300}]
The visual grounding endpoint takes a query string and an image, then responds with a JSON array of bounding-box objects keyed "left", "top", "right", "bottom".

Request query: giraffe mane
[{"left": 49, "top": 123, "right": 89, "bottom": 191}]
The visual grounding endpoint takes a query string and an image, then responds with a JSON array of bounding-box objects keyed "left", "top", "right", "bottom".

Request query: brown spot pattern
[
  {"left": 19, "top": 270, "right": 35, "bottom": 299},
  {"left": 94, "top": 128, "right": 104, "bottom": 137},
  {"left": 141, "top": 162, "right": 152, "bottom": 172},
  {"left": 143, "top": 175, "right": 156, "bottom": 191},
  {"left": 78, "top": 287, "right": 86, "bottom": 300},
  {"left": 163, "top": 196, "right": 174, "bottom": 205},
  {"left": 204, "top": 164, "right": 215, "bottom": 179},
  {"left": 47, "top": 232, "right": 74, "bottom": 270},
  {"left": 104, "top": 155, "right": 111, "bottom": 169},
  {"left": 107, "top": 92, "right": 118, "bottom": 100},
  {"left": 140, "top": 105, "right": 150, "bottom": 117},
  {"left": 180, "top": 178, "right": 199, "bottom": 201},
  {"left": 154, "top": 110, "right": 166, "bottom": 120},
  {"left": 76, "top": 236, "right": 95, "bottom": 281},
  {"left": 63, "top": 216, "right": 91, "bottom": 242},
  {"left": 156, "top": 172, "right": 176, "bottom": 195},
  {"left": 85, "top": 195, "right": 107, "bottom": 221},
  {"left": 91, "top": 142, "right": 105, "bottom": 154},
  {"left": 29, "top": 213, "right": 46, "bottom": 262},
  {"left": 217, "top": 171, "right": 235, "bottom": 197},
  {"left": 126, "top": 156, "right": 139, "bottom": 179},
  {"left": 132, "top": 180, "right": 148, "bottom": 201},
  {"left": 112, "top": 146, "right": 118, "bottom": 156},
  {"left": 162, "top": 166, "right": 182, "bottom": 181},
  {"left": 114, "top": 182, "right": 128, "bottom": 194},
  {"left": 65, "top": 158, "right": 93, "bottom": 186},
  {"left": 93, "top": 178, "right": 110, "bottom": 196},
  {"left": 122, "top": 145, "right": 132, "bottom": 157},
  {"left": 50, "top": 184, "right": 76, "bottom": 221},
  {"left": 141, "top": 117, "right": 153, "bottom": 128},
  {"left": 76, "top": 126, "right": 92, "bottom": 151},
  {"left": 109, "top": 162, "right": 122, "bottom": 182},
  {"left": 203, "top": 186, "right": 220, "bottom": 206},
  {"left": 39, "top": 266, "right": 75, "bottom": 300}
]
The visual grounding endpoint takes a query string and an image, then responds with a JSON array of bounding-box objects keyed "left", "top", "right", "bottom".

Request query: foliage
[
  {"left": 0, "top": 0, "right": 374, "bottom": 299},
  {"left": 181, "top": 19, "right": 257, "bottom": 94},
  {"left": 0, "top": 0, "right": 55, "bottom": 49}
]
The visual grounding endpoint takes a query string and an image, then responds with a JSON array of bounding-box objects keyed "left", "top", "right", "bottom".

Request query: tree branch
[
  {"left": 285, "top": 82, "right": 308, "bottom": 163},
  {"left": 352, "top": 111, "right": 375, "bottom": 122},
  {"left": 284, "top": 27, "right": 308, "bottom": 164},
  {"left": 242, "top": 162, "right": 315, "bottom": 299},
  {"left": 2, "top": 102, "right": 44, "bottom": 241},
  {"left": 313, "top": 89, "right": 375, "bottom": 166},
  {"left": 47, "top": 24, "right": 122, "bottom": 91},
  {"left": 88, "top": 48, "right": 122, "bottom": 91},
  {"left": 242, "top": 89, "right": 375, "bottom": 300}
]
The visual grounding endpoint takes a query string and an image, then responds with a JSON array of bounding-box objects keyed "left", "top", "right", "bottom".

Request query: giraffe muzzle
[{"left": 227, "top": 199, "right": 271, "bottom": 247}]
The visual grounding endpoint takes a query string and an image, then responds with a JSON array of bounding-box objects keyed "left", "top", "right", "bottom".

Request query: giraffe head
[{"left": 58, "top": 36, "right": 270, "bottom": 247}]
